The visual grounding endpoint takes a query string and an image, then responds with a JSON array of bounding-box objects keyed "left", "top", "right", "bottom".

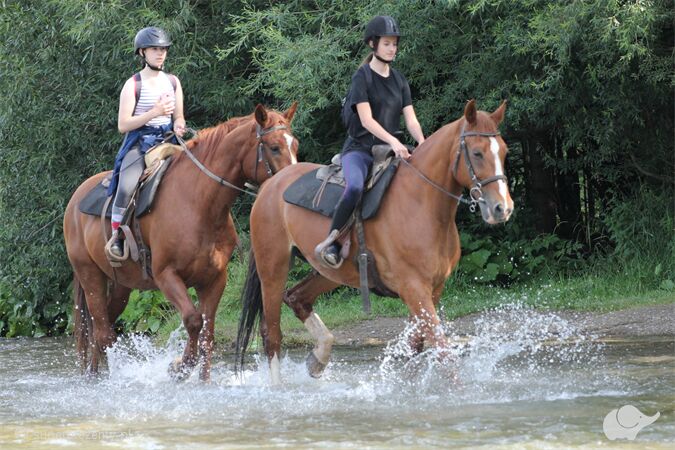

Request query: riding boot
[
  {"left": 315, "top": 229, "right": 343, "bottom": 269},
  {"left": 110, "top": 232, "right": 125, "bottom": 258}
]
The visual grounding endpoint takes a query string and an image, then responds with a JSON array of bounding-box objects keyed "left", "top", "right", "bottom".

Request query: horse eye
[
  {"left": 472, "top": 151, "right": 483, "bottom": 159},
  {"left": 270, "top": 146, "right": 281, "bottom": 154}
]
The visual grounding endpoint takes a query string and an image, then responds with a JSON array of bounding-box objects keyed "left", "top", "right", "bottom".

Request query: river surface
[{"left": 0, "top": 307, "right": 673, "bottom": 449}]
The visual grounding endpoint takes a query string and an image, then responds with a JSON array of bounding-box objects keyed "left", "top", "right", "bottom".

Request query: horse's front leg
[
  {"left": 284, "top": 272, "right": 339, "bottom": 378},
  {"left": 154, "top": 268, "right": 203, "bottom": 381},
  {"left": 399, "top": 281, "right": 449, "bottom": 352},
  {"left": 196, "top": 275, "right": 227, "bottom": 382}
]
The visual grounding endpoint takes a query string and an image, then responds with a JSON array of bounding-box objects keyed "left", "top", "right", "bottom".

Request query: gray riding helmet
[
  {"left": 363, "top": 15, "right": 401, "bottom": 44},
  {"left": 134, "top": 27, "right": 172, "bottom": 55}
]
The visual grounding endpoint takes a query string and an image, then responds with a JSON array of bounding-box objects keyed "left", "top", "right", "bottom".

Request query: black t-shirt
[{"left": 344, "top": 64, "right": 412, "bottom": 153}]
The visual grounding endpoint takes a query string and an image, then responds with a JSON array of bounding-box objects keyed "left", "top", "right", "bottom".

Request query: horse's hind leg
[
  {"left": 107, "top": 283, "right": 131, "bottom": 327},
  {"left": 284, "top": 272, "right": 339, "bottom": 377},
  {"left": 255, "top": 246, "right": 294, "bottom": 385},
  {"left": 75, "top": 265, "right": 117, "bottom": 374}
]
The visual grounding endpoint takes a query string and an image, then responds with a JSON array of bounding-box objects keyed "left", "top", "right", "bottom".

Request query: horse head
[
  {"left": 247, "top": 102, "right": 299, "bottom": 184},
  {"left": 454, "top": 99, "right": 513, "bottom": 224}
]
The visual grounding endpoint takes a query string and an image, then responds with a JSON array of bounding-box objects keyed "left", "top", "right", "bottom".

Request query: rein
[
  {"left": 402, "top": 123, "right": 507, "bottom": 212},
  {"left": 174, "top": 122, "right": 291, "bottom": 198}
]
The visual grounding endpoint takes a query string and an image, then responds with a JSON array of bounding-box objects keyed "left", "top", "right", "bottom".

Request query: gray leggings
[{"left": 112, "top": 146, "right": 145, "bottom": 219}]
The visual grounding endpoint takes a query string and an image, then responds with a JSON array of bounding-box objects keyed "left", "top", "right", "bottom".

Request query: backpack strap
[
  {"left": 167, "top": 73, "right": 177, "bottom": 92},
  {"left": 390, "top": 68, "right": 403, "bottom": 87},
  {"left": 362, "top": 64, "right": 373, "bottom": 89},
  {"left": 133, "top": 72, "right": 142, "bottom": 115}
]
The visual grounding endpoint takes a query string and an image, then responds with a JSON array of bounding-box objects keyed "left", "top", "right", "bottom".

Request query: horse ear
[
  {"left": 464, "top": 99, "right": 477, "bottom": 125},
  {"left": 254, "top": 104, "right": 268, "bottom": 127},
  {"left": 491, "top": 100, "right": 507, "bottom": 126},
  {"left": 284, "top": 101, "right": 298, "bottom": 122}
]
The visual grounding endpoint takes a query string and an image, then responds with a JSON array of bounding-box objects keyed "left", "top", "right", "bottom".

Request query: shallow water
[{"left": 0, "top": 305, "right": 673, "bottom": 449}]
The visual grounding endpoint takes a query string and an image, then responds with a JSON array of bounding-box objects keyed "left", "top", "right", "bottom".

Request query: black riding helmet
[
  {"left": 363, "top": 15, "right": 401, "bottom": 44},
  {"left": 134, "top": 27, "right": 172, "bottom": 55}
]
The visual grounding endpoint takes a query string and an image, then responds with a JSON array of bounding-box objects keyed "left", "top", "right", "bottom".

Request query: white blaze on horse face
[
  {"left": 284, "top": 133, "right": 297, "bottom": 164},
  {"left": 489, "top": 137, "right": 508, "bottom": 201}
]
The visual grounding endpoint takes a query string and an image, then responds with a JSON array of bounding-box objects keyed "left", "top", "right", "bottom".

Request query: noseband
[
  {"left": 254, "top": 123, "right": 291, "bottom": 182},
  {"left": 452, "top": 123, "right": 508, "bottom": 212}
]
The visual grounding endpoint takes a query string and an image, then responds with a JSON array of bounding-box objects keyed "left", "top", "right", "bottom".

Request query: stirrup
[
  {"left": 314, "top": 230, "right": 343, "bottom": 269},
  {"left": 104, "top": 233, "right": 129, "bottom": 265}
]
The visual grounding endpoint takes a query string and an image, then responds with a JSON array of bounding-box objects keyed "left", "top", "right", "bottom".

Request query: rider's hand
[
  {"left": 390, "top": 139, "right": 411, "bottom": 160},
  {"left": 152, "top": 92, "right": 175, "bottom": 117},
  {"left": 174, "top": 120, "right": 186, "bottom": 137}
]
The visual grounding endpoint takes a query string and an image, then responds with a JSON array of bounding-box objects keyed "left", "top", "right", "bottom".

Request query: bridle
[
  {"left": 453, "top": 123, "right": 508, "bottom": 210},
  {"left": 402, "top": 122, "right": 507, "bottom": 212},
  {"left": 254, "top": 123, "right": 291, "bottom": 182},
  {"left": 175, "top": 122, "right": 294, "bottom": 197}
]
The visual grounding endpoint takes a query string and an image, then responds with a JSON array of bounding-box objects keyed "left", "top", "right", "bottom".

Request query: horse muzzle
[{"left": 478, "top": 195, "right": 514, "bottom": 224}]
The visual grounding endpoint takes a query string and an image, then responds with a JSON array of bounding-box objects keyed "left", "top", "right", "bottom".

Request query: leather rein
[{"left": 175, "top": 123, "right": 292, "bottom": 198}]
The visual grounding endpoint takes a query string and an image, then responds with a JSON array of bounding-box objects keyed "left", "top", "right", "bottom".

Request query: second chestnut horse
[{"left": 237, "top": 100, "right": 513, "bottom": 384}]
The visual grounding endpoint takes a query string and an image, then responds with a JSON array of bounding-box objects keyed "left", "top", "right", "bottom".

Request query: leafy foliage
[{"left": 0, "top": 0, "right": 671, "bottom": 336}]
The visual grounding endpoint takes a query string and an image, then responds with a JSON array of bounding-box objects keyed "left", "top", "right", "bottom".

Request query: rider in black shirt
[{"left": 315, "top": 15, "right": 425, "bottom": 268}]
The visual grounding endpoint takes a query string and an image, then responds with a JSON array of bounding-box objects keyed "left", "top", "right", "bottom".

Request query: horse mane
[
  {"left": 412, "top": 109, "right": 499, "bottom": 158},
  {"left": 185, "top": 114, "right": 254, "bottom": 151}
]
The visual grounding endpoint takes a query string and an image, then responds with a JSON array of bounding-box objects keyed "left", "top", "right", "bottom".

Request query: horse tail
[
  {"left": 72, "top": 275, "right": 92, "bottom": 373},
  {"left": 235, "top": 249, "right": 264, "bottom": 374}
]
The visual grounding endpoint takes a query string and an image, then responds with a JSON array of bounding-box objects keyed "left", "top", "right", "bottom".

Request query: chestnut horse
[
  {"left": 236, "top": 100, "right": 513, "bottom": 384},
  {"left": 64, "top": 103, "right": 298, "bottom": 381}
]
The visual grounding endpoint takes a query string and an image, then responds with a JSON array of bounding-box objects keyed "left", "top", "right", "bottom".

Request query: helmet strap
[
  {"left": 373, "top": 53, "right": 394, "bottom": 64},
  {"left": 370, "top": 39, "right": 394, "bottom": 64}
]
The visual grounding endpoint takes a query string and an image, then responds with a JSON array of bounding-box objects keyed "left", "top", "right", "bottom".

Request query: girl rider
[
  {"left": 315, "top": 15, "right": 425, "bottom": 268},
  {"left": 107, "top": 27, "right": 186, "bottom": 258}
]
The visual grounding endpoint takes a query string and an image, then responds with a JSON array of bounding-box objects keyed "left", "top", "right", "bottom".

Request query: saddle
[
  {"left": 284, "top": 145, "right": 406, "bottom": 307},
  {"left": 79, "top": 143, "right": 181, "bottom": 219},
  {"left": 283, "top": 145, "right": 400, "bottom": 220},
  {"left": 79, "top": 143, "right": 182, "bottom": 273}
]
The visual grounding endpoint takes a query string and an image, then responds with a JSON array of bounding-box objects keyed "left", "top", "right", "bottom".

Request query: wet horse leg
[
  {"left": 107, "top": 283, "right": 132, "bottom": 327},
  {"left": 256, "top": 248, "right": 292, "bottom": 385},
  {"left": 283, "top": 272, "right": 339, "bottom": 377},
  {"left": 154, "top": 268, "right": 203, "bottom": 380},
  {"left": 399, "top": 281, "right": 449, "bottom": 352},
  {"left": 196, "top": 274, "right": 227, "bottom": 382},
  {"left": 76, "top": 266, "right": 117, "bottom": 374},
  {"left": 407, "top": 286, "right": 444, "bottom": 354}
]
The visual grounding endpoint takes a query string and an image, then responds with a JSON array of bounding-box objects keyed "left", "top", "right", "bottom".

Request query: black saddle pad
[
  {"left": 79, "top": 157, "right": 173, "bottom": 218},
  {"left": 283, "top": 163, "right": 398, "bottom": 220}
]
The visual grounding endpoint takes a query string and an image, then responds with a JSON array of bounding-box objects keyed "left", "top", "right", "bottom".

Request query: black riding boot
[
  {"left": 323, "top": 243, "right": 341, "bottom": 267},
  {"left": 315, "top": 229, "right": 343, "bottom": 269},
  {"left": 110, "top": 233, "right": 125, "bottom": 258}
]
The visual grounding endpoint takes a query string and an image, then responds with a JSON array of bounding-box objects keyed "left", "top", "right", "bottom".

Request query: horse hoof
[
  {"left": 306, "top": 352, "right": 327, "bottom": 378},
  {"left": 168, "top": 358, "right": 191, "bottom": 382}
]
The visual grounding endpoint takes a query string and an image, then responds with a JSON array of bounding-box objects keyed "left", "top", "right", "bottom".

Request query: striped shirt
[{"left": 133, "top": 72, "right": 174, "bottom": 127}]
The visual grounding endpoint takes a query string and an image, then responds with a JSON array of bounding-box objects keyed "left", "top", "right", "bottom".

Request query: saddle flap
[{"left": 79, "top": 156, "right": 174, "bottom": 219}]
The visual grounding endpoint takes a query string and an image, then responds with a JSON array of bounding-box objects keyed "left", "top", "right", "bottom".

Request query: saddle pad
[
  {"left": 79, "top": 157, "right": 173, "bottom": 218},
  {"left": 283, "top": 163, "right": 399, "bottom": 220}
]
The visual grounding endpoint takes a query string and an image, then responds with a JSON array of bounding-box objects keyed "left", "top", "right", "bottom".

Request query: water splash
[{"left": 378, "top": 302, "right": 608, "bottom": 404}]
